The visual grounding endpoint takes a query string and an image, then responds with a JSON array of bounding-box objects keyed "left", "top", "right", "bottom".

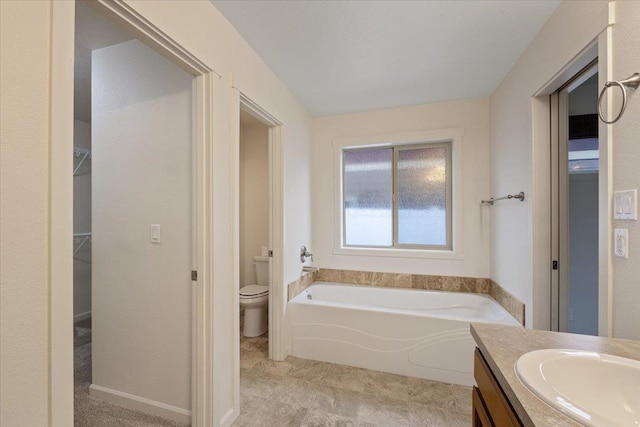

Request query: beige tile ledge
[
  {"left": 287, "top": 268, "right": 524, "bottom": 326},
  {"left": 286, "top": 271, "right": 316, "bottom": 302}
]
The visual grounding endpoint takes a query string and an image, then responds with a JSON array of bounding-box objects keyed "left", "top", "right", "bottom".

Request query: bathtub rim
[{"left": 289, "top": 281, "right": 522, "bottom": 327}]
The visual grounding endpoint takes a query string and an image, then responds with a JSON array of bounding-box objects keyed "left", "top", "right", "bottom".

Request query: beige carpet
[{"left": 74, "top": 319, "right": 190, "bottom": 427}]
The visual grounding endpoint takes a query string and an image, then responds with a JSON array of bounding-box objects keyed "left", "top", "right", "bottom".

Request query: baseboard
[
  {"left": 219, "top": 407, "right": 238, "bottom": 427},
  {"left": 89, "top": 384, "right": 191, "bottom": 424},
  {"left": 73, "top": 310, "right": 92, "bottom": 322}
]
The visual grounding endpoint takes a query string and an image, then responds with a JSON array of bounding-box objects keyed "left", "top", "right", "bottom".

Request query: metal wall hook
[{"left": 598, "top": 72, "right": 640, "bottom": 124}]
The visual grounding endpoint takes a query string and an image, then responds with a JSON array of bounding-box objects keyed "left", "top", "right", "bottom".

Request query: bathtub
[{"left": 287, "top": 282, "right": 521, "bottom": 386}]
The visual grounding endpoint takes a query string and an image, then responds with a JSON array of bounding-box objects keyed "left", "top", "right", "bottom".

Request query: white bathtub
[{"left": 288, "top": 282, "right": 521, "bottom": 386}]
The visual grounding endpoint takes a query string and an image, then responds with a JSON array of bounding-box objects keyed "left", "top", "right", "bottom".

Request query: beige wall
[
  {"left": 74, "top": 119, "right": 92, "bottom": 319},
  {"left": 91, "top": 39, "right": 192, "bottom": 415},
  {"left": 0, "top": 1, "right": 52, "bottom": 425},
  {"left": 489, "top": 1, "right": 610, "bottom": 328},
  {"left": 490, "top": 0, "right": 640, "bottom": 338},
  {"left": 240, "top": 124, "right": 269, "bottom": 286},
  {"left": 1, "top": 1, "right": 314, "bottom": 425},
  {"left": 313, "top": 98, "right": 491, "bottom": 277},
  {"left": 611, "top": 0, "right": 640, "bottom": 340}
]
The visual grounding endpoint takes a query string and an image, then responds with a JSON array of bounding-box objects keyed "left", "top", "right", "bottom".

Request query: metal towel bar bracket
[
  {"left": 598, "top": 72, "right": 640, "bottom": 124},
  {"left": 481, "top": 192, "right": 525, "bottom": 206}
]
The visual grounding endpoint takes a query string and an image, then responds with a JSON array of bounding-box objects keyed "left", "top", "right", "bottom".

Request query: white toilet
[{"left": 239, "top": 255, "right": 270, "bottom": 337}]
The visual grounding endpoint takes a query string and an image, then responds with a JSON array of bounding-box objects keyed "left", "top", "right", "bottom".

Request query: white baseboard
[
  {"left": 89, "top": 384, "right": 191, "bottom": 424},
  {"left": 219, "top": 407, "right": 238, "bottom": 427},
  {"left": 73, "top": 310, "right": 92, "bottom": 322}
]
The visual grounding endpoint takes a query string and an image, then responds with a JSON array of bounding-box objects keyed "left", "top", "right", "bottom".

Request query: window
[{"left": 342, "top": 141, "right": 452, "bottom": 250}]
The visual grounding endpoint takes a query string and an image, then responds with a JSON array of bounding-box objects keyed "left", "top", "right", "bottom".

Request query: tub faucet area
[{"left": 300, "top": 246, "right": 313, "bottom": 263}]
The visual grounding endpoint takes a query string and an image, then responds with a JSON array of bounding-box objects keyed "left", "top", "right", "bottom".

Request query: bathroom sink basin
[{"left": 515, "top": 349, "right": 640, "bottom": 427}]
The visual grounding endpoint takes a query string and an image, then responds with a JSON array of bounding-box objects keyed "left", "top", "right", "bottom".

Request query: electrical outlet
[{"left": 614, "top": 228, "right": 628, "bottom": 258}]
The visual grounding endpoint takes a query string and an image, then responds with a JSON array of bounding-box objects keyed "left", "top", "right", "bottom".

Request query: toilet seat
[{"left": 240, "top": 284, "right": 269, "bottom": 298}]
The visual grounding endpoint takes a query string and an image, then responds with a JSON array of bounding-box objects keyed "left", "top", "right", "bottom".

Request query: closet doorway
[
  {"left": 550, "top": 61, "right": 600, "bottom": 335},
  {"left": 72, "top": 2, "right": 196, "bottom": 425}
]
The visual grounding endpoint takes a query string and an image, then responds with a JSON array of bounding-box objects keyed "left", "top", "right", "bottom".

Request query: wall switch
[
  {"left": 150, "top": 224, "right": 161, "bottom": 243},
  {"left": 614, "top": 228, "right": 628, "bottom": 258},
  {"left": 613, "top": 190, "right": 637, "bottom": 220}
]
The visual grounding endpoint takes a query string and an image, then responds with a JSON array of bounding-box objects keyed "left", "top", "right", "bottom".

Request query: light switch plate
[
  {"left": 614, "top": 228, "right": 628, "bottom": 258},
  {"left": 150, "top": 224, "right": 161, "bottom": 243},
  {"left": 614, "top": 190, "right": 637, "bottom": 220}
]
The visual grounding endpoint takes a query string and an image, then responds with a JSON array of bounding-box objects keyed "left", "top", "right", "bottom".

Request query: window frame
[{"left": 333, "top": 128, "right": 464, "bottom": 260}]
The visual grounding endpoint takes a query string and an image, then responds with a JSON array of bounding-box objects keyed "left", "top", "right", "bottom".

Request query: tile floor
[{"left": 235, "top": 332, "right": 472, "bottom": 426}]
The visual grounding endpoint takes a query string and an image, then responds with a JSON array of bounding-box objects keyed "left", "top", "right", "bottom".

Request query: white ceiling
[
  {"left": 212, "top": 0, "right": 560, "bottom": 116},
  {"left": 74, "top": 1, "right": 134, "bottom": 122}
]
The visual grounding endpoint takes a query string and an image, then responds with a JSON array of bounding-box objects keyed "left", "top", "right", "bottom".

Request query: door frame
[
  {"left": 531, "top": 28, "right": 613, "bottom": 335},
  {"left": 50, "top": 1, "right": 219, "bottom": 425},
  {"left": 550, "top": 62, "right": 599, "bottom": 333},
  {"left": 230, "top": 86, "right": 285, "bottom": 422}
]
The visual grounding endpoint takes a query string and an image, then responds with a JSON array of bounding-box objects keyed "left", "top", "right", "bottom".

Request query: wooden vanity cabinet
[{"left": 472, "top": 348, "right": 523, "bottom": 427}]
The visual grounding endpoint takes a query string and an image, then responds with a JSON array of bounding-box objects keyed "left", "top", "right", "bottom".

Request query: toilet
[{"left": 239, "top": 255, "right": 270, "bottom": 337}]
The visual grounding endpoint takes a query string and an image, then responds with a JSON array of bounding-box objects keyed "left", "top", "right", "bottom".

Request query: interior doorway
[
  {"left": 51, "top": 1, "right": 216, "bottom": 424},
  {"left": 551, "top": 62, "right": 600, "bottom": 335},
  {"left": 73, "top": 2, "right": 194, "bottom": 424},
  {"left": 238, "top": 108, "right": 272, "bottom": 343},
  {"left": 230, "top": 91, "right": 285, "bottom": 422}
]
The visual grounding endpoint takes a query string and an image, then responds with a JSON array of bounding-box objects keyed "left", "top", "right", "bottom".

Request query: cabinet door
[
  {"left": 473, "top": 386, "right": 494, "bottom": 427},
  {"left": 474, "top": 348, "right": 522, "bottom": 426}
]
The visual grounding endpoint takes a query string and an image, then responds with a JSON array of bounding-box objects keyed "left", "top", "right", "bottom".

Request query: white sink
[{"left": 515, "top": 349, "right": 640, "bottom": 427}]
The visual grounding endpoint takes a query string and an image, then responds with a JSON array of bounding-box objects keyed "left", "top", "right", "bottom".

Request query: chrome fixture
[
  {"left": 300, "top": 246, "right": 313, "bottom": 263},
  {"left": 598, "top": 72, "right": 640, "bottom": 124},
  {"left": 481, "top": 192, "right": 525, "bottom": 206}
]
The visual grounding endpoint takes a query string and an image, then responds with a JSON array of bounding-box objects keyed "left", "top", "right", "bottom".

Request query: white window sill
[{"left": 332, "top": 246, "right": 464, "bottom": 260}]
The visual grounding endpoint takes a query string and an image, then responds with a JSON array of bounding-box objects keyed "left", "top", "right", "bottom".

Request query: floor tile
[
  {"left": 407, "top": 377, "right": 453, "bottom": 406},
  {"left": 240, "top": 351, "right": 266, "bottom": 370},
  {"left": 248, "top": 398, "right": 308, "bottom": 427},
  {"left": 241, "top": 335, "right": 269, "bottom": 353},
  {"left": 240, "top": 370, "right": 280, "bottom": 399},
  {"left": 301, "top": 408, "right": 358, "bottom": 427},
  {"left": 322, "top": 364, "right": 367, "bottom": 393},
  {"left": 233, "top": 393, "right": 266, "bottom": 426},
  {"left": 287, "top": 358, "right": 331, "bottom": 383},
  {"left": 271, "top": 376, "right": 321, "bottom": 407},
  {"left": 251, "top": 357, "right": 293, "bottom": 377},
  {"left": 448, "top": 383, "right": 472, "bottom": 415},
  {"left": 357, "top": 394, "right": 409, "bottom": 427},
  {"left": 362, "top": 370, "right": 409, "bottom": 402},
  {"left": 408, "top": 401, "right": 471, "bottom": 427},
  {"left": 238, "top": 332, "right": 470, "bottom": 427},
  {"left": 311, "top": 385, "right": 361, "bottom": 419}
]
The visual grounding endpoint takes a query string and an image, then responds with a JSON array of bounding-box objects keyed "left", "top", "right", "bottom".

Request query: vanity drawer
[{"left": 474, "top": 348, "right": 522, "bottom": 427}]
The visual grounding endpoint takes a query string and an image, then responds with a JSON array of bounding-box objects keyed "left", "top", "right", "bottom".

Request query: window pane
[
  {"left": 397, "top": 146, "right": 448, "bottom": 246},
  {"left": 344, "top": 148, "right": 393, "bottom": 246}
]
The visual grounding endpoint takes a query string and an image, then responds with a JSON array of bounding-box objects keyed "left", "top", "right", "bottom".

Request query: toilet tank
[{"left": 253, "top": 255, "right": 270, "bottom": 285}]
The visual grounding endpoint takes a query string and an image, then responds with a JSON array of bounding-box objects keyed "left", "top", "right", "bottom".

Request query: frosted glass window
[
  {"left": 397, "top": 146, "right": 448, "bottom": 246},
  {"left": 343, "top": 148, "right": 393, "bottom": 246},
  {"left": 342, "top": 141, "right": 452, "bottom": 250}
]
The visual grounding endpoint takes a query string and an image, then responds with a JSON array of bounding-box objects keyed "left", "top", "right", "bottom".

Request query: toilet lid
[{"left": 240, "top": 285, "right": 269, "bottom": 297}]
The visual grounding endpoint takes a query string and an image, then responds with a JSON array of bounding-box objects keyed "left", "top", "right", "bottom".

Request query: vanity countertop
[{"left": 470, "top": 323, "right": 640, "bottom": 427}]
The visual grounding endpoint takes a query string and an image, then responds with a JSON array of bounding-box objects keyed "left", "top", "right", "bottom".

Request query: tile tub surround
[
  {"left": 237, "top": 329, "right": 472, "bottom": 426},
  {"left": 287, "top": 268, "right": 524, "bottom": 326},
  {"left": 286, "top": 271, "right": 317, "bottom": 302},
  {"left": 471, "top": 323, "right": 640, "bottom": 427}
]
